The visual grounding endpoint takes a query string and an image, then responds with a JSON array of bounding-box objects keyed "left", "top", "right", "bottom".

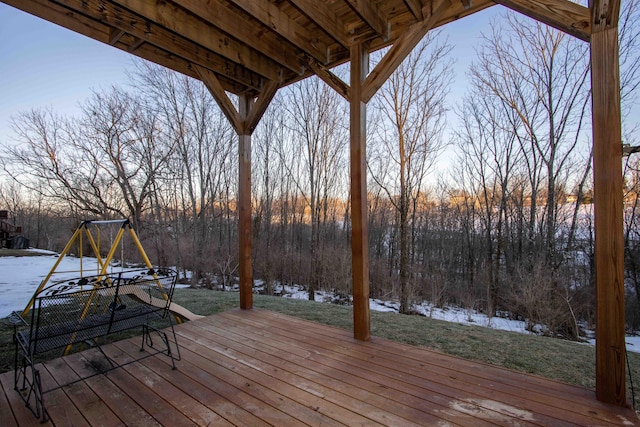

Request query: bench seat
[{"left": 10, "top": 268, "right": 180, "bottom": 422}]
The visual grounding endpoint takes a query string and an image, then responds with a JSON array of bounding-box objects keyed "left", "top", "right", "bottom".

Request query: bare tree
[
  {"left": 370, "top": 33, "right": 452, "bottom": 313},
  {"left": 455, "top": 85, "right": 522, "bottom": 316},
  {"left": 284, "top": 77, "right": 348, "bottom": 300},
  {"left": 78, "top": 88, "right": 170, "bottom": 227},
  {"left": 472, "top": 14, "right": 591, "bottom": 264},
  {"left": 2, "top": 86, "right": 177, "bottom": 241},
  {"left": 131, "top": 61, "right": 234, "bottom": 284},
  {"left": 253, "top": 95, "right": 286, "bottom": 294}
]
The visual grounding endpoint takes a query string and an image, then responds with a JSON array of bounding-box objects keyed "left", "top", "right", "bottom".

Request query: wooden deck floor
[{"left": 1, "top": 308, "right": 638, "bottom": 426}]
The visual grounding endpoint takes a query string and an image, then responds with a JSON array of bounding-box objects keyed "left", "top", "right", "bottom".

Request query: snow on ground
[
  {"left": 0, "top": 249, "right": 187, "bottom": 318},
  {"left": 0, "top": 250, "right": 103, "bottom": 317},
  {"left": 271, "top": 283, "right": 529, "bottom": 333},
  {"left": 258, "top": 282, "right": 640, "bottom": 353},
  {"left": 3, "top": 250, "right": 640, "bottom": 352}
]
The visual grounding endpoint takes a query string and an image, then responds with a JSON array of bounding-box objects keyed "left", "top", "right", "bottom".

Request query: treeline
[{"left": 2, "top": 7, "right": 640, "bottom": 339}]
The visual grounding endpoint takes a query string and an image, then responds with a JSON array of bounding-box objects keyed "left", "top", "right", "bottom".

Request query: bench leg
[
  {"left": 141, "top": 322, "right": 180, "bottom": 370},
  {"left": 13, "top": 346, "right": 47, "bottom": 422}
]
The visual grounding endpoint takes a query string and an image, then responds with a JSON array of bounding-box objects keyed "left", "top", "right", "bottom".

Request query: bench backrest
[{"left": 24, "top": 268, "right": 177, "bottom": 354}]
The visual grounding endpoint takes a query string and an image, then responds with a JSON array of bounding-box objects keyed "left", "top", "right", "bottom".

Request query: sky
[
  {"left": 0, "top": 3, "right": 504, "bottom": 145},
  {"left": 0, "top": 3, "right": 637, "bottom": 164},
  {"left": 0, "top": 3, "right": 132, "bottom": 141}
]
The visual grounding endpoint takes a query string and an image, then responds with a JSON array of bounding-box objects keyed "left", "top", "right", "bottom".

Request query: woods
[{"left": 1, "top": 6, "right": 639, "bottom": 341}]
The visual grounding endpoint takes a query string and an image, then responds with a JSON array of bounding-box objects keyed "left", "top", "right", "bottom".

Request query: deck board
[
  {"left": 42, "top": 357, "right": 123, "bottom": 427},
  {"left": 221, "top": 310, "right": 616, "bottom": 425},
  {"left": 1, "top": 308, "right": 638, "bottom": 426}
]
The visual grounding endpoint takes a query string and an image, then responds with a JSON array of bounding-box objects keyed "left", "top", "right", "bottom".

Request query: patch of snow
[
  {"left": 406, "top": 302, "right": 531, "bottom": 333},
  {"left": 370, "top": 299, "right": 399, "bottom": 312},
  {"left": 0, "top": 252, "right": 166, "bottom": 317},
  {"left": 625, "top": 335, "right": 640, "bottom": 351},
  {"left": 0, "top": 254, "right": 107, "bottom": 317}
]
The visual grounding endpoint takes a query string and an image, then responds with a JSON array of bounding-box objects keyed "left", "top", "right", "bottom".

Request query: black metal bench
[{"left": 8, "top": 268, "right": 181, "bottom": 422}]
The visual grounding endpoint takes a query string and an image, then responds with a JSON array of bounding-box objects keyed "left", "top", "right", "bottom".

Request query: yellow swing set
[{"left": 22, "top": 219, "right": 201, "bottom": 321}]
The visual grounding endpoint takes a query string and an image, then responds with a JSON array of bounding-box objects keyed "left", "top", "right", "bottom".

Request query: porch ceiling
[{"left": 1, "top": 0, "right": 592, "bottom": 98}]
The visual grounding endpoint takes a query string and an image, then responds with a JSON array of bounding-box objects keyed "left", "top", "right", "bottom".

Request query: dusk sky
[
  {"left": 0, "top": 3, "right": 637, "bottom": 150},
  {"left": 0, "top": 3, "right": 503, "bottom": 143},
  {"left": 0, "top": 4, "right": 134, "bottom": 141}
]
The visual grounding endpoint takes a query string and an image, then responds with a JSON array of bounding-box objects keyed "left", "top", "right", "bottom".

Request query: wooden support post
[
  {"left": 591, "top": 27, "right": 626, "bottom": 406},
  {"left": 201, "top": 70, "right": 278, "bottom": 311},
  {"left": 350, "top": 43, "right": 371, "bottom": 341},
  {"left": 238, "top": 95, "right": 253, "bottom": 310}
]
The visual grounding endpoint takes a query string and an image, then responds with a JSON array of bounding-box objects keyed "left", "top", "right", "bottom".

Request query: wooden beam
[
  {"left": 493, "top": 0, "right": 590, "bottom": 41},
  {"left": 345, "top": 0, "right": 390, "bottom": 41},
  {"left": 127, "top": 36, "right": 144, "bottom": 53},
  {"left": 591, "top": 0, "right": 621, "bottom": 32},
  {"left": 289, "top": 0, "right": 349, "bottom": 48},
  {"left": 109, "top": 0, "right": 286, "bottom": 80},
  {"left": 172, "top": 0, "right": 304, "bottom": 75},
  {"left": 350, "top": 42, "right": 370, "bottom": 342},
  {"left": 196, "top": 65, "right": 243, "bottom": 133},
  {"left": 228, "top": 0, "right": 329, "bottom": 63},
  {"left": 352, "top": 0, "right": 494, "bottom": 49},
  {"left": 307, "top": 58, "right": 351, "bottom": 101},
  {"left": 244, "top": 79, "right": 279, "bottom": 135},
  {"left": 362, "top": 0, "right": 451, "bottom": 103},
  {"left": 51, "top": 0, "right": 264, "bottom": 90},
  {"left": 133, "top": 40, "right": 249, "bottom": 94},
  {"left": 108, "top": 27, "right": 125, "bottom": 45},
  {"left": 198, "top": 75, "right": 277, "bottom": 311},
  {"left": 238, "top": 95, "right": 253, "bottom": 310},
  {"left": 460, "top": 0, "right": 473, "bottom": 10},
  {"left": 403, "top": 0, "right": 425, "bottom": 20},
  {"left": 591, "top": 25, "right": 626, "bottom": 406}
]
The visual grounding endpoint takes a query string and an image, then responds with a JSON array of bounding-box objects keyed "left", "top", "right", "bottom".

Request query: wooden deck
[{"left": 1, "top": 308, "right": 638, "bottom": 426}]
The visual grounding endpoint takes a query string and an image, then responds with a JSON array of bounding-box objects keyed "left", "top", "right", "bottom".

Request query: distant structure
[{"left": 0, "top": 210, "right": 29, "bottom": 249}]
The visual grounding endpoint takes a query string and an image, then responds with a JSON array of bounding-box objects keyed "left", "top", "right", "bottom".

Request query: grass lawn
[
  {"left": 0, "top": 248, "right": 52, "bottom": 257},
  {"left": 2, "top": 288, "right": 639, "bottom": 409}
]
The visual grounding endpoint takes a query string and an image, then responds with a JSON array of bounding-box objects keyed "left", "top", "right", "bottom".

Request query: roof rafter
[
  {"left": 362, "top": 0, "right": 451, "bottom": 102},
  {"left": 228, "top": 0, "right": 330, "bottom": 64},
  {"left": 51, "top": 0, "right": 263, "bottom": 90},
  {"left": 493, "top": 0, "right": 591, "bottom": 41},
  {"left": 108, "top": 0, "right": 287, "bottom": 80},
  {"left": 127, "top": 37, "right": 145, "bottom": 53},
  {"left": 289, "top": 0, "right": 350, "bottom": 48},
  {"left": 109, "top": 27, "right": 126, "bottom": 45},
  {"left": 172, "top": 0, "right": 304, "bottom": 75},
  {"left": 403, "top": 0, "right": 425, "bottom": 20},
  {"left": 345, "top": 0, "right": 390, "bottom": 41}
]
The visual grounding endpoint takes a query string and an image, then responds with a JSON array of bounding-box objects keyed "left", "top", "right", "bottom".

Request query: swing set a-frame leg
[
  {"left": 22, "top": 219, "right": 202, "bottom": 324},
  {"left": 21, "top": 224, "right": 85, "bottom": 317}
]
